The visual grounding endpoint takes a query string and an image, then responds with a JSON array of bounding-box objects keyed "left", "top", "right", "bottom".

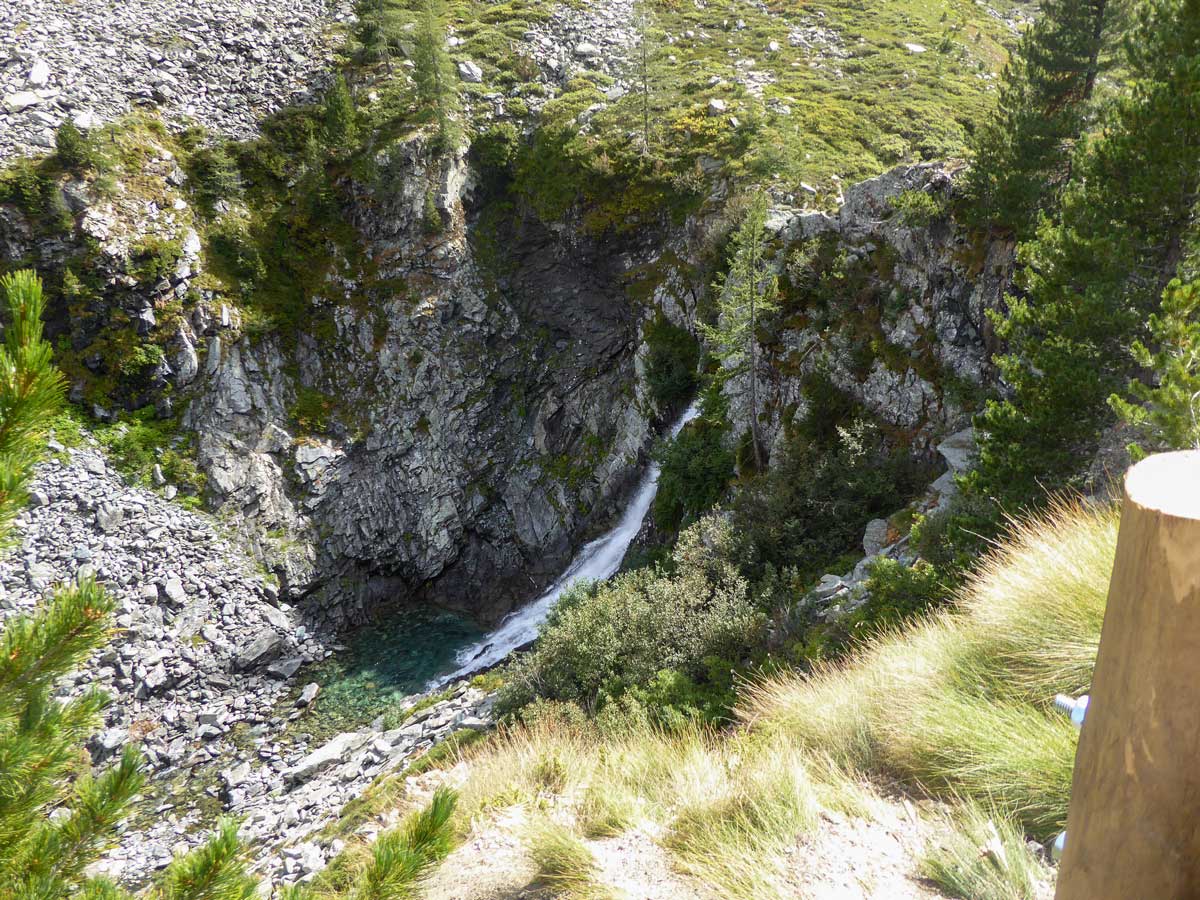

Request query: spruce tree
[
  {"left": 965, "top": 0, "right": 1123, "bottom": 237},
  {"left": 410, "top": 0, "right": 461, "bottom": 151},
  {"left": 971, "top": 0, "right": 1200, "bottom": 506},
  {"left": 703, "top": 193, "right": 780, "bottom": 471},
  {"left": 354, "top": 0, "right": 407, "bottom": 73}
]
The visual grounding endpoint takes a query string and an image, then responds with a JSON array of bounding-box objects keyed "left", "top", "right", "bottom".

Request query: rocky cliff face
[
  {"left": 0, "top": 117, "right": 1011, "bottom": 635},
  {"left": 191, "top": 139, "right": 683, "bottom": 627},
  {"left": 726, "top": 163, "right": 1014, "bottom": 459},
  {"left": 1, "top": 129, "right": 684, "bottom": 628}
]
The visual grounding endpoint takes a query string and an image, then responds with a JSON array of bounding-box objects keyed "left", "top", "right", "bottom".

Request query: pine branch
[
  {"left": 148, "top": 819, "right": 258, "bottom": 900},
  {"left": 0, "top": 579, "right": 115, "bottom": 704}
]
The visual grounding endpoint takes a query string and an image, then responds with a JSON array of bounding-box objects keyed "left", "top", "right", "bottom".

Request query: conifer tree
[
  {"left": 323, "top": 74, "right": 359, "bottom": 150},
  {"left": 703, "top": 194, "right": 780, "bottom": 471},
  {"left": 971, "top": 0, "right": 1200, "bottom": 506},
  {"left": 0, "top": 269, "right": 142, "bottom": 898},
  {"left": 1110, "top": 279, "right": 1200, "bottom": 456},
  {"left": 965, "top": 0, "right": 1123, "bottom": 237},
  {"left": 0, "top": 270, "right": 67, "bottom": 543},
  {"left": 411, "top": 0, "right": 461, "bottom": 150},
  {"left": 354, "top": 0, "right": 407, "bottom": 73},
  {"left": 631, "top": 0, "right": 660, "bottom": 156}
]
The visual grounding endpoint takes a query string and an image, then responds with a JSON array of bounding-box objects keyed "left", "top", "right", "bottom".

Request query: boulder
[
  {"left": 285, "top": 732, "right": 369, "bottom": 784},
  {"left": 296, "top": 683, "right": 320, "bottom": 707},
  {"left": 457, "top": 60, "right": 483, "bottom": 83},
  {"left": 862, "top": 518, "right": 890, "bottom": 557},
  {"left": 938, "top": 427, "right": 976, "bottom": 473},
  {"left": 235, "top": 631, "right": 284, "bottom": 670},
  {"left": 4, "top": 92, "right": 41, "bottom": 113}
]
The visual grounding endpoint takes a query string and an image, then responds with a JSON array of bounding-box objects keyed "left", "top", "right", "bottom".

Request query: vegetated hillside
[
  {"left": 392, "top": 501, "right": 1115, "bottom": 900},
  {"left": 2, "top": 0, "right": 1199, "bottom": 896},
  {"left": 0, "top": 0, "right": 1032, "bottom": 633}
]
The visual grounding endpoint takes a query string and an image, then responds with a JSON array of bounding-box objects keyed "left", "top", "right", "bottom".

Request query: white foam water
[{"left": 428, "top": 400, "right": 701, "bottom": 687}]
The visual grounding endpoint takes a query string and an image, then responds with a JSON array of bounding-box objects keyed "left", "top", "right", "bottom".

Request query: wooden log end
[{"left": 1125, "top": 449, "right": 1200, "bottom": 520}]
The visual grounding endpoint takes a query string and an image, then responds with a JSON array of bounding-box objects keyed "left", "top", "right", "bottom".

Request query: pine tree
[
  {"left": 410, "top": 0, "right": 461, "bottom": 151},
  {"left": 0, "top": 273, "right": 255, "bottom": 899},
  {"left": 971, "top": 0, "right": 1200, "bottom": 506},
  {"left": 964, "top": 0, "right": 1123, "bottom": 237},
  {"left": 0, "top": 269, "right": 142, "bottom": 898},
  {"left": 1110, "top": 279, "right": 1200, "bottom": 456},
  {"left": 323, "top": 74, "right": 359, "bottom": 151},
  {"left": 354, "top": 0, "right": 408, "bottom": 73},
  {"left": 703, "top": 193, "right": 780, "bottom": 471},
  {"left": 0, "top": 270, "right": 67, "bottom": 544}
]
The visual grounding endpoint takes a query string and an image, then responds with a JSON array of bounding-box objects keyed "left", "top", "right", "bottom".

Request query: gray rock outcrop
[{"left": 724, "top": 162, "right": 1014, "bottom": 458}]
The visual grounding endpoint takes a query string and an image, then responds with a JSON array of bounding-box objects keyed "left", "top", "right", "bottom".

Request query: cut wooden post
[{"left": 1056, "top": 450, "right": 1200, "bottom": 900}]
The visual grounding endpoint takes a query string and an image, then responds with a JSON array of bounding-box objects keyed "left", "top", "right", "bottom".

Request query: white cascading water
[{"left": 428, "top": 400, "right": 701, "bottom": 687}]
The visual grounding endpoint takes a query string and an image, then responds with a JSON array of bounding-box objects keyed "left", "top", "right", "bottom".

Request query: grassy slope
[
  {"left": 439, "top": 0, "right": 1032, "bottom": 205},
  {"left": 399, "top": 500, "right": 1113, "bottom": 898}
]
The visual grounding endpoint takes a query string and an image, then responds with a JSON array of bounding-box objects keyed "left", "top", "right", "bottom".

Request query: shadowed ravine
[{"left": 310, "top": 401, "right": 701, "bottom": 727}]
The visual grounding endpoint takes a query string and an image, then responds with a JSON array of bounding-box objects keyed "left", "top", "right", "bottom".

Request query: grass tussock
[
  {"left": 524, "top": 817, "right": 616, "bottom": 900},
  {"left": 456, "top": 715, "right": 869, "bottom": 900},
  {"left": 740, "top": 499, "right": 1117, "bottom": 838},
  {"left": 922, "top": 802, "right": 1054, "bottom": 900},
  {"left": 301, "top": 786, "right": 457, "bottom": 898}
]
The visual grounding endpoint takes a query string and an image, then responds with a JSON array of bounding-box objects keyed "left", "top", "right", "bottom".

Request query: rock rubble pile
[{"left": 0, "top": 0, "right": 348, "bottom": 161}]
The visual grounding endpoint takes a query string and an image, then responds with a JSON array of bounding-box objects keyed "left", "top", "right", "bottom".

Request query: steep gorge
[{"left": 0, "top": 129, "right": 1014, "bottom": 635}]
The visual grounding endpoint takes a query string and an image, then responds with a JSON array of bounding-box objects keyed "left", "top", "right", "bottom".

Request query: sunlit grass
[
  {"left": 922, "top": 802, "right": 1054, "bottom": 900},
  {"left": 524, "top": 816, "right": 618, "bottom": 899},
  {"left": 416, "top": 501, "right": 1113, "bottom": 898},
  {"left": 740, "top": 500, "right": 1116, "bottom": 838}
]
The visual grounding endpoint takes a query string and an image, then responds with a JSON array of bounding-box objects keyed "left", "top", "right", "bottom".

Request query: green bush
[
  {"left": 208, "top": 219, "right": 265, "bottom": 286},
  {"left": 497, "top": 516, "right": 765, "bottom": 724},
  {"left": 853, "top": 557, "right": 946, "bottom": 631},
  {"left": 472, "top": 122, "right": 521, "bottom": 178},
  {"left": 94, "top": 406, "right": 206, "bottom": 499},
  {"left": 323, "top": 74, "right": 359, "bottom": 150},
  {"left": 642, "top": 314, "right": 700, "bottom": 414},
  {"left": 54, "top": 121, "right": 96, "bottom": 172},
  {"left": 887, "top": 188, "right": 945, "bottom": 227},
  {"left": 187, "top": 145, "right": 243, "bottom": 212},
  {"left": 653, "top": 388, "right": 733, "bottom": 533},
  {"left": 911, "top": 490, "right": 1002, "bottom": 582},
  {"left": 732, "top": 414, "right": 934, "bottom": 585}
]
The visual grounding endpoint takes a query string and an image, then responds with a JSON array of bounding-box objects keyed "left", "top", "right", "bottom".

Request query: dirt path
[
  {"left": 420, "top": 787, "right": 956, "bottom": 900},
  {"left": 786, "top": 798, "right": 947, "bottom": 900}
]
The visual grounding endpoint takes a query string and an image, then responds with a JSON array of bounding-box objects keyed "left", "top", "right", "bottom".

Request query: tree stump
[{"left": 1056, "top": 450, "right": 1200, "bottom": 899}]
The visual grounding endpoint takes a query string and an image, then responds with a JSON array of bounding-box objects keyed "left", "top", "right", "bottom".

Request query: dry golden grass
[
  {"left": 434, "top": 501, "right": 1116, "bottom": 897},
  {"left": 739, "top": 500, "right": 1117, "bottom": 838}
]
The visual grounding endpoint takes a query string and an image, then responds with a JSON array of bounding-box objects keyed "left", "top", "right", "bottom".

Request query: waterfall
[{"left": 428, "top": 400, "right": 701, "bottom": 687}]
